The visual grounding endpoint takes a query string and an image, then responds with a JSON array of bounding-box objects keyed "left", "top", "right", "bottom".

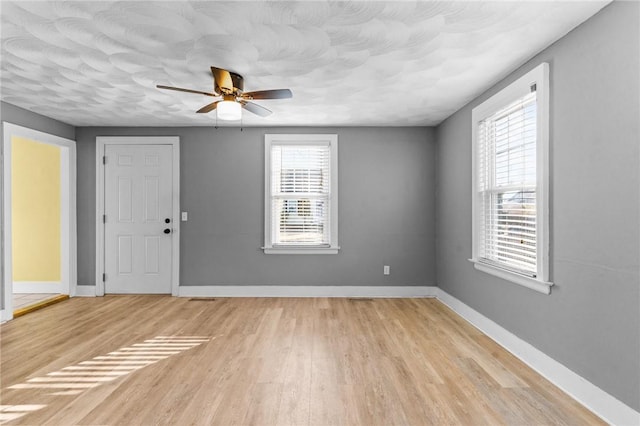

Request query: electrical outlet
[
  {"left": 181, "top": 212, "right": 188, "bottom": 221},
  {"left": 383, "top": 265, "right": 390, "bottom": 275}
]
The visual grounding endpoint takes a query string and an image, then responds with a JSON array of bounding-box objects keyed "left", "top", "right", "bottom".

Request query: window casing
[
  {"left": 471, "top": 63, "right": 552, "bottom": 294},
  {"left": 264, "top": 134, "right": 338, "bottom": 254}
]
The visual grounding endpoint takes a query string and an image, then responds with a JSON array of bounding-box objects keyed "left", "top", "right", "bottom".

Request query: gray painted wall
[
  {"left": 435, "top": 1, "right": 639, "bottom": 411},
  {"left": 75, "top": 126, "right": 436, "bottom": 288},
  {"left": 0, "top": 102, "right": 76, "bottom": 310}
]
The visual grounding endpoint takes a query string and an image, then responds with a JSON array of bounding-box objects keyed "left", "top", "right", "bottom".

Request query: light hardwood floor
[{"left": 0, "top": 296, "right": 603, "bottom": 425}]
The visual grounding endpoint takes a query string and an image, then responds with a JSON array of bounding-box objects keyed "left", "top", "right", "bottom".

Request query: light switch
[{"left": 181, "top": 212, "right": 188, "bottom": 221}]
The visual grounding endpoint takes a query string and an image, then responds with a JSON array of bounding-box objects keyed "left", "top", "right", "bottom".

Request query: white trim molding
[
  {"left": 74, "top": 285, "right": 97, "bottom": 297},
  {"left": 262, "top": 247, "right": 340, "bottom": 255},
  {"left": 436, "top": 288, "right": 640, "bottom": 426},
  {"left": 470, "top": 260, "right": 553, "bottom": 295},
  {"left": 96, "top": 136, "right": 180, "bottom": 297},
  {"left": 13, "top": 281, "right": 63, "bottom": 293},
  {"left": 178, "top": 285, "right": 437, "bottom": 298}
]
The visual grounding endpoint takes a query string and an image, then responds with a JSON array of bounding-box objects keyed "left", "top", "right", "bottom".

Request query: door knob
[
  {"left": 165, "top": 218, "right": 171, "bottom": 223},
  {"left": 164, "top": 228, "right": 171, "bottom": 234}
]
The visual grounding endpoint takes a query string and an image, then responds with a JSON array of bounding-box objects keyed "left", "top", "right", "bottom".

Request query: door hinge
[
  {"left": 103, "top": 156, "right": 106, "bottom": 164},
  {"left": 103, "top": 214, "right": 106, "bottom": 223},
  {"left": 102, "top": 273, "right": 106, "bottom": 282}
]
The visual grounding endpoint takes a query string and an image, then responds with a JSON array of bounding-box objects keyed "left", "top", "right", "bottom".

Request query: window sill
[
  {"left": 469, "top": 259, "right": 553, "bottom": 295},
  {"left": 263, "top": 246, "right": 340, "bottom": 255}
]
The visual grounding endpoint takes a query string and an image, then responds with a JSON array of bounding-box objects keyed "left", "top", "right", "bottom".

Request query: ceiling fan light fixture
[{"left": 217, "top": 100, "right": 241, "bottom": 121}]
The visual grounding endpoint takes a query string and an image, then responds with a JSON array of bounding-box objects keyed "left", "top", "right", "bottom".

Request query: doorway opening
[{"left": 2, "top": 123, "right": 77, "bottom": 322}]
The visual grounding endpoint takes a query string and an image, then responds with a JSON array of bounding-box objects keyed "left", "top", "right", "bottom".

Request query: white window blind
[
  {"left": 271, "top": 144, "right": 331, "bottom": 246},
  {"left": 478, "top": 91, "right": 538, "bottom": 276}
]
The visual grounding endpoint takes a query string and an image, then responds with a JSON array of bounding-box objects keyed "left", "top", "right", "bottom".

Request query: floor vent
[
  {"left": 188, "top": 298, "right": 217, "bottom": 302},
  {"left": 347, "top": 298, "right": 373, "bottom": 302}
]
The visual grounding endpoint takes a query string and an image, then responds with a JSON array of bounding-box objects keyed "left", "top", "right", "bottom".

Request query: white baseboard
[
  {"left": 178, "top": 285, "right": 437, "bottom": 298},
  {"left": 0, "top": 309, "right": 10, "bottom": 323},
  {"left": 74, "top": 286, "right": 96, "bottom": 297},
  {"left": 435, "top": 288, "right": 640, "bottom": 426},
  {"left": 13, "top": 281, "right": 62, "bottom": 293}
]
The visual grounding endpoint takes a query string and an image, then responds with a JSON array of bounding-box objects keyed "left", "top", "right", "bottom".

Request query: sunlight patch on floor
[
  {"left": 7, "top": 336, "right": 211, "bottom": 396},
  {"left": 0, "top": 405, "right": 47, "bottom": 424}
]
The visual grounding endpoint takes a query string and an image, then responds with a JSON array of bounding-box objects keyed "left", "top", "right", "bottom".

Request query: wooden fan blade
[
  {"left": 197, "top": 101, "right": 220, "bottom": 114},
  {"left": 241, "top": 89, "right": 292, "bottom": 100},
  {"left": 241, "top": 101, "right": 272, "bottom": 117},
  {"left": 211, "top": 67, "right": 234, "bottom": 94},
  {"left": 156, "top": 85, "right": 217, "bottom": 97}
]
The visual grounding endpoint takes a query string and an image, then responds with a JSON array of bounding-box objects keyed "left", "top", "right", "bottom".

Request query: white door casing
[{"left": 96, "top": 137, "right": 180, "bottom": 296}]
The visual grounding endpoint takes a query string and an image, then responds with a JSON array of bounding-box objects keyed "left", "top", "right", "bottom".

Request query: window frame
[
  {"left": 264, "top": 134, "right": 339, "bottom": 254},
  {"left": 470, "top": 63, "right": 553, "bottom": 294}
]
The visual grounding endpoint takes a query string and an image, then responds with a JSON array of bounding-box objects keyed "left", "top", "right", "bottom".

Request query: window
[
  {"left": 471, "top": 63, "right": 553, "bottom": 294},
  {"left": 264, "top": 134, "right": 338, "bottom": 254}
]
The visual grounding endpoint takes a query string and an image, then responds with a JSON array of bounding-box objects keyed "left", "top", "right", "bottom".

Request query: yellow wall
[{"left": 12, "top": 136, "right": 61, "bottom": 282}]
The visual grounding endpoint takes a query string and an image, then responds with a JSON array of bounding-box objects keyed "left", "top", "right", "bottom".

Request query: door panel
[
  {"left": 144, "top": 176, "right": 159, "bottom": 222},
  {"left": 144, "top": 236, "right": 160, "bottom": 273},
  {"left": 118, "top": 235, "right": 133, "bottom": 274},
  {"left": 118, "top": 177, "right": 133, "bottom": 222},
  {"left": 105, "top": 144, "right": 172, "bottom": 294}
]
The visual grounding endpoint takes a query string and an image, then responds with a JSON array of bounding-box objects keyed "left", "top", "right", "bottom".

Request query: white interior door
[{"left": 104, "top": 144, "right": 173, "bottom": 294}]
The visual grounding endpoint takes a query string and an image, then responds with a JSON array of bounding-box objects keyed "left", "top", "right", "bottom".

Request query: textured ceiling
[{"left": 1, "top": 1, "right": 609, "bottom": 127}]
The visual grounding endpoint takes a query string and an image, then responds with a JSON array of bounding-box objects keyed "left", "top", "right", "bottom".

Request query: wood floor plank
[
  {"left": 0, "top": 296, "right": 605, "bottom": 425},
  {"left": 276, "top": 382, "right": 311, "bottom": 426}
]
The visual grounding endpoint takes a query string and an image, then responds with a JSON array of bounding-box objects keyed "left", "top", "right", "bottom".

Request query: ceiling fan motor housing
[{"left": 230, "top": 71, "right": 244, "bottom": 93}]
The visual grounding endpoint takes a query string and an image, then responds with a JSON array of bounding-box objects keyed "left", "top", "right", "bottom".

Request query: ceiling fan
[{"left": 156, "top": 67, "right": 292, "bottom": 121}]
